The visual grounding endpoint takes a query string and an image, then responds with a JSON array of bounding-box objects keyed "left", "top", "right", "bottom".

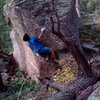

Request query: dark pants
[{"left": 38, "top": 47, "right": 51, "bottom": 58}]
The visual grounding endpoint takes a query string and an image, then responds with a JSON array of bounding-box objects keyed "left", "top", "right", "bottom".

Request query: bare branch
[{"left": 51, "top": 0, "right": 60, "bottom": 33}]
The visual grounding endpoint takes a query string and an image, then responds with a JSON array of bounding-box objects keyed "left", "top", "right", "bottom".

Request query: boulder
[
  {"left": 4, "top": 0, "right": 82, "bottom": 82},
  {"left": 88, "top": 86, "right": 100, "bottom": 100},
  {"left": 76, "top": 81, "right": 100, "bottom": 100},
  {"left": 3, "top": 0, "right": 68, "bottom": 82}
]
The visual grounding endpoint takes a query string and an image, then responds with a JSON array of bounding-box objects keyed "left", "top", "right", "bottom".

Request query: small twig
[
  {"left": 50, "top": 16, "right": 61, "bottom": 37},
  {"left": 33, "top": 69, "right": 64, "bottom": 100},
  {"left": 33, "top": 79, "right": 52, "bottom": 100},
  {"left": 17, "top": 77, "right": 27, "bottom": 100}
]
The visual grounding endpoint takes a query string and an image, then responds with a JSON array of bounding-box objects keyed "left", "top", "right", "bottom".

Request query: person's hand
[
  {"left": 39, "top": 27, "right": 47, "bottom": 39},
  {"left": 41, "top": 27, "right": 46, "bottom": 33}
]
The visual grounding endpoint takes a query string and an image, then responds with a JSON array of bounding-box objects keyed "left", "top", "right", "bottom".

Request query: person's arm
[
  {"left": 38, "top": 32, "right": 43, "bottom": 39},
  {"left": 38, "top": 27, "right": 46, "bottom": 39}
]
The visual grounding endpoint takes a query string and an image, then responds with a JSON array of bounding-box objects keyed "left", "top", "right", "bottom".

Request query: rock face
[
  {"left": 88, "top": 86, "right": 100, "bottom": 100},
  {"left": 3, "top": 0, "right": 68, "bottom": 82},
  {"left": 4, "top": 0, "right": 81, "bottom": 82},
  {"left": 76, "top": 81, "right": 100, "bottom": 100}
]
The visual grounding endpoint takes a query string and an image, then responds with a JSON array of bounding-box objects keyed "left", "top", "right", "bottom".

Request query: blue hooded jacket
[{"left": 28, "top": 37, "right": 43, "bottom": 52}]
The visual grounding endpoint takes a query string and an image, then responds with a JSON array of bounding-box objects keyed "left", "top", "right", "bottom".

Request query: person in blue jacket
[{"left": 23, "top": 27, "right": 56, "bottom": 60}]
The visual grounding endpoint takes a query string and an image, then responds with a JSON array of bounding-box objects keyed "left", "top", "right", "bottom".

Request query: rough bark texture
[
  {"left": 48, "top": 76, "right": 97, "bottom": 100},
  {"left": 50, "top": 0, "right": 92, "bottom": 75},
  {"left": 76, "top": 81, "right": 100, "bottom": 100}
]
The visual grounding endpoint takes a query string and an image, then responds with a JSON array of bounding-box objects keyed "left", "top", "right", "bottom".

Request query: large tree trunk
[
  {"left": 48, "top": 76, "right": 97, "bottom": 100},
  {"left": 50, "top": 0, "right": 92, "bottom": 75},
  {"left": 52, "top": 32, "right": 92, "bottom": 75}
]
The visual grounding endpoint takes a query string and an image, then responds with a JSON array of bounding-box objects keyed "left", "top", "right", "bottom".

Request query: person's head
[{"left": 23, "top": 34, "right": 30, "bottom": 42}]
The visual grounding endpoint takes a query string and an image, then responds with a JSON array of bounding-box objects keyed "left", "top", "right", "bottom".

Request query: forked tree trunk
[
  {"left": 48, "top": 75, "right": 97, "bottom": 100},
  {"left": 50, "top": 0, "right": 92, "bottom": 76},
  {"left": 56, "top": 34, "right": 92, "bottom": 75}
]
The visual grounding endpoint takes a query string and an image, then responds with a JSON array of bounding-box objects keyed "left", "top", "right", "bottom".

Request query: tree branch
[{"left": 51, "top": 0, "right": 60, "bottom": 33}]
